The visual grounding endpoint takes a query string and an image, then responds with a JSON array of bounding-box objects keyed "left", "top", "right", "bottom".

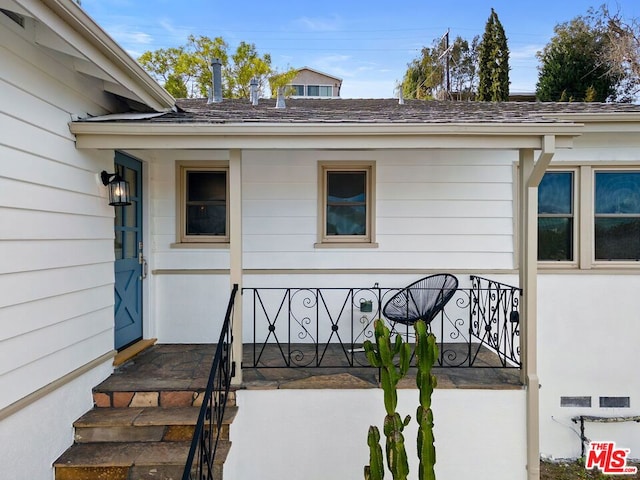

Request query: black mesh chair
[{"left": 383, "top": 274, "right": 458, "bottom": 329}]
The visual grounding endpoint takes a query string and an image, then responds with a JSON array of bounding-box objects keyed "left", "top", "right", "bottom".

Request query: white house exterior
[
  {"left": 0, "top": 1, "right": 173, "bottom": 478},
  {"left": 1, "top": 1, "right": 640, "bottom": 480},
  {"left": 289, "top": 66, "right": 342, "bottom": 98}
]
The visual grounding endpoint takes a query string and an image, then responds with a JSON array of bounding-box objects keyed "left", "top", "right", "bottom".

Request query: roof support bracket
[{"left": 527, "top": 135, "right": 555, "bottom": 188}]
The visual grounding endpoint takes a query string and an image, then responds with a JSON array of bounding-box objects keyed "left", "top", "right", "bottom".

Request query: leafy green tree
[
  {"left": 227, "top": 42, "right": 271, "bottom": 98},
  {"left": 536, "top": 17, "right": 618, "bottom": 102},
  {"left": 477, "top": 8, "right": 510, "bottom": 101},
  {"left": 138, "top": 36, "right": 281, "bottom": 99},
  {"left": 269, "top": 68, "right": 300, "bottom": 97},
  {"left": 401, "top": 35, "right": 478, "bottom": 100},
  {"left": 402, "top": 44, "right": 444, "bottom": 100},
  {"left": 450, "top": 35, "right": 480, "bottom": 100}
]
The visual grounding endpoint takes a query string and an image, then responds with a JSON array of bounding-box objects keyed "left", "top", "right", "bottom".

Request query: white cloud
[
  {"left": 106, "top": 25, "right": 153, "bottom": 47},
  {"left": 510, "top": 44, "right": 544, "bottom": 62},
  {"left": 295, "top": 15, "right": 342, "bottom": 31}
]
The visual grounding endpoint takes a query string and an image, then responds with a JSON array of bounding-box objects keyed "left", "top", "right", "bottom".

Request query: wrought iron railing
[
  {"left": 243, "top": 275, "right": 521, "bottom": 369},
  {"left": 182, "top": 284, "right": 238, "bottom": 480}
]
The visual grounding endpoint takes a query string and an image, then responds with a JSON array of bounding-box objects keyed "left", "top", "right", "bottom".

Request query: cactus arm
[
  {"left": 365, "top": 426, "right": 384, "bottom": 480},
  {"left": 414, "top": 320, "right": 437, "bottom": 480}
]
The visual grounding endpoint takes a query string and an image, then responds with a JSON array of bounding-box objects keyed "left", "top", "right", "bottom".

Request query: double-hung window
[
  {"left": 538, "top": 171, "right": 575, "bottom": 261},
  {"left": 536, "top": 167, "right": 640, "bottom": 267},
  {"left": 594, "top": 171, "right": 640, "bottom": 260},
  {"left": 318, "top": 162, "right": 376, "bottom": 246},
  {"left": 177, "top": 162, "right": 229, "bottom": 244}
]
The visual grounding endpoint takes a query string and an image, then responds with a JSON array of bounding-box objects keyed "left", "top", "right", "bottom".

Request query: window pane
[
  {"left": 123, "top": 231, "right": 137, "bottom": 259},
  {"left": 538, "top": 171, "right": 573, "bottom": 261},
  {"left": 188, "top": 172, "right": 226, "bottom": 201},
  {"left": 326, "top": 171, "right": 367, "bottom": 236},
  {"left": 307, "top": 85, "right": 319, "bottom": 96},
  {"left": 595, "top": 218, "right": 640, "bottom": 260},
  {"left": 327, "top": 205, "right": 366, "bottom": 235},
  {"left": 114, "top": 231, "right": 123, "bottom": 260},
  {"left": 327, "top": 172, "right": 366, "bottom": 203},
  {"left": 538, "top": 218, "right": 573, "bottom": 261},
  {"left": 539, "top": 172, "right": 572, "bottom": 214},
  {"left": 595, "top": 172, "right": 640, "bottom": 214},
  {"left": 186, "top": 205, "right": 226, "bottom": 235},
  {"left": 185, "top": 170, "right": 227, "bottom": 237},
  {"left": 292, "top": 85, "right": 304, "bottom": 95},
  {"left": 319, "top": 86, "right": 332, "bottom": 96}
]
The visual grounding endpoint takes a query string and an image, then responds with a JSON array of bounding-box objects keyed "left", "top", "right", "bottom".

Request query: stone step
[
  {"left": 73, "top": 406, "right": 238, "bottom": 443},
  {"left": 54, "top": 440, "right": 230, "bottom": 480},
  {"left": 93, "top": 389, "right": 236, "bottom": 408}
]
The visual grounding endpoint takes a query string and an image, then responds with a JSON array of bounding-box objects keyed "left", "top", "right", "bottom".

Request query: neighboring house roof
[
  {"left": 295, "top": 67, "right": 343, "bottom": 82},
  {"left": 97, "top": 98, "right": 640, "bottom": 125}
]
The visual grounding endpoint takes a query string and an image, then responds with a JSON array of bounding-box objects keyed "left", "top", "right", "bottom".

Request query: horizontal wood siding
[
  {"left": 242, "top": 149, "right": 515, "bottom": 270},
  {"left": 0, "top": 20, "right": 116, "bottom": 409}
]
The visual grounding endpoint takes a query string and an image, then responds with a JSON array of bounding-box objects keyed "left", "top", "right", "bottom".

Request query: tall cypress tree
[{"left": 477, "top": 8, "right": 510, "bottom": 101}]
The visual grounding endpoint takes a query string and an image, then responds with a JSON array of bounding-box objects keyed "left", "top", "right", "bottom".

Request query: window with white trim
[
  {"left": 177, "top": 162, "right": 229, "bottom": 243},
  {"left": 318, "top": 162, "right": 375, "bottom": 245}
]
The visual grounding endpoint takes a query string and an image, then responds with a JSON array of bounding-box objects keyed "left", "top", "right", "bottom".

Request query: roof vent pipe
[
  {"left": 209, "top": 58, "right": 223, "bottom": 104},
  {"left": 250, "top": 77, "right": 259, "bottom": 105},
  {"left": 275, "top": 86, "right": 286, "bottom": 109}
]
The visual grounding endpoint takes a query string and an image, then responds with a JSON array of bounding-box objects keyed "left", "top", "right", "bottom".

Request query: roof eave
[
  {"left": 70, "top": 121, "right": 583, "bottom": 150},
  {"left": 16, "top": 0, "right": 175, "bottom": 112}
]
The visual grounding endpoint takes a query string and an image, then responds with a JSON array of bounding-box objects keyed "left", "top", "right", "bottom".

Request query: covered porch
[{"left": 70, "top": 99, "right": 585, "bottom": 480}]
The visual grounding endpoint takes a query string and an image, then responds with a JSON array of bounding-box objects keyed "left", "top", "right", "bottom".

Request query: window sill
[
  {"left": 170, "top": 242, "right": 229, "bottom": 249},
  {"left": 314, "top": 242, "right": 379, "bottom": 249}
]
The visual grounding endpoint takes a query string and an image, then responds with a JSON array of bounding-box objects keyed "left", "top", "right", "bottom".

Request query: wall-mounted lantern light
[{"left": 101, "top": 170, "right": 131, "bottom": 206}]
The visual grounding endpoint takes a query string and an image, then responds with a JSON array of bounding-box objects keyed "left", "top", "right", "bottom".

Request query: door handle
[{"left": 140, "top": 257, "right": 148, "bottom": 280}]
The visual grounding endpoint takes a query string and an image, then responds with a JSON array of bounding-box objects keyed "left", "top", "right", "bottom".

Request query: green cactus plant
[
  {"left": 414, "top": 320, "right": 438, "bottom": 480},
  {"left": 363, "top": 319, "right": 439, "bottom": 480},
  {"left": 364, "top": 426, "right": 384, "bottom": 480},
  {"left": 363, "top": 319, "right": 411, "bottom": 480}
]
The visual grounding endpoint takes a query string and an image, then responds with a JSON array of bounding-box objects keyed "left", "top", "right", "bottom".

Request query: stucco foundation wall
[
  {"left": 0, "top": 360, "right": 112, "bottom": 480},
  {"left": 226, "top": 388, "right": 527, "bottom": 480},
  {"left": 538, "top": 274, "right": 640, "bottom": 459}
]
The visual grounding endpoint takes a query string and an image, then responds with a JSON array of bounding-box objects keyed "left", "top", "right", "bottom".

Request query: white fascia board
[
  {"left": 70, "top": 122, "right": 582, "bottom": 150},
  {"left": 14, "top": 0, "right": 174, "bottom": 112}
]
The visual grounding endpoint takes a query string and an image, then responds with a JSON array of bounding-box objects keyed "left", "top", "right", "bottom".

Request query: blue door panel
[{"left": 114, "top": 153, "right": 143, "bottom": 350}]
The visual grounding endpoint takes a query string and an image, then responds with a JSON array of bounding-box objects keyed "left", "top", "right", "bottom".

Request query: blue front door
[{"left": 114, "top": 153, "right": 143, "bottom": 350}]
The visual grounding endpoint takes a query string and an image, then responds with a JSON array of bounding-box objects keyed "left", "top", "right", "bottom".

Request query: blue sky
[{"left": 82, "top": 0, "right": 640, "bottom": 98}]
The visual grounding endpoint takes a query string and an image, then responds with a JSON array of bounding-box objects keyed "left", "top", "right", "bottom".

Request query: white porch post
[
  {"left": 519, "top": 136, "right": 555, "bottom": 480},
  {"left": 519, "top": 148, "right": 539, "bottom": 480},
  {"left": 229, "top": 149, "right": 243, "bottom": 385}
]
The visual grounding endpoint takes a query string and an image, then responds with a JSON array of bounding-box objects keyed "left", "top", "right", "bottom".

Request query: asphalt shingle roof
[{"left": 132, "top": 98, "right": 640, "bottom": 125}]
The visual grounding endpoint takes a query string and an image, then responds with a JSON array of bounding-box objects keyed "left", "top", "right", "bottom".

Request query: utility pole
[
  {"left": 438, "top": 29, "right": 452, "bottom": 99},
  {"left": 445, "top": 29, "right": 450, "bottom": 97}
]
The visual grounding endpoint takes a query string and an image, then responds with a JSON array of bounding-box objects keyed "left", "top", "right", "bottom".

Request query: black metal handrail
[
  {"left": 243, "top": 276, "right": 522, "bottom": 369},
  {"left": 182, "top": 283, "right": 238, "bottom": 480}
]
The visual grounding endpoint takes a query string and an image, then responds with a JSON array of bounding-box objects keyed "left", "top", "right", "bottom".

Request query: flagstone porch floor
[{"left": 97, "top": 343, "right": 523, "bottom": 394}]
